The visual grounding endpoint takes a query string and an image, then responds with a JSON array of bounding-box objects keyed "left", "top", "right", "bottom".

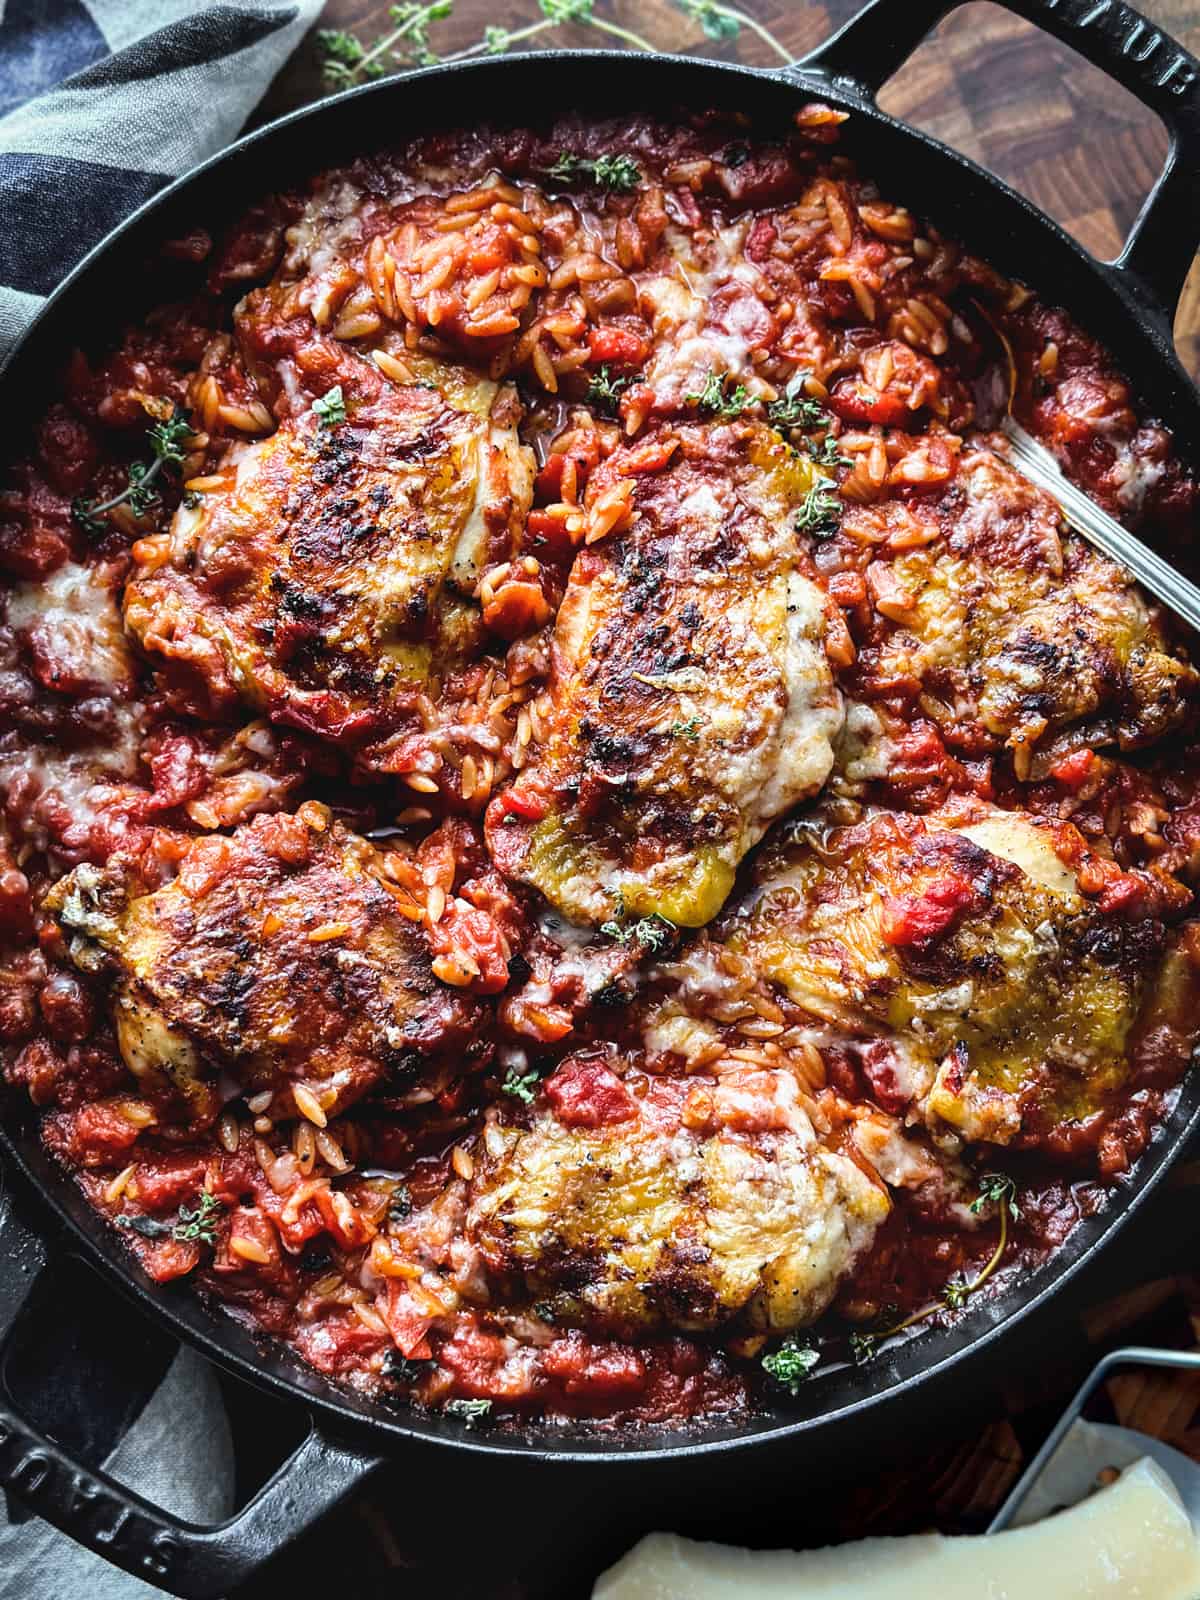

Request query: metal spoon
[
  {"left": 971, "top": 308, "right": 1200, "bottom": 635},
  {"left": 1001, "top": 417, "right": 1200, "bottom": 634}
]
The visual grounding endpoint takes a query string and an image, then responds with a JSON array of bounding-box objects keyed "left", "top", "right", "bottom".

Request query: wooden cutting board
[{"left": 239, "top": 5, "right": 1200, "bottom": 1594}]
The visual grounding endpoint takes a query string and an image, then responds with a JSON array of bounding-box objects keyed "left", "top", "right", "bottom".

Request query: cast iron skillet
[{"left": 1, "top": 0, "right": 1200, "bottom": 1591}]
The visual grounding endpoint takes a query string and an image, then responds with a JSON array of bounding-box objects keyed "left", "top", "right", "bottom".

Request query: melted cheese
[{"left": 7, "top": 561, "right": 133, "bottom": 692}]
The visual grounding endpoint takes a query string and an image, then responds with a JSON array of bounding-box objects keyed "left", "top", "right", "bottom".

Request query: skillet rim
[{"left": 1, "top": 44, "right": 1199, "bottom": 1466}]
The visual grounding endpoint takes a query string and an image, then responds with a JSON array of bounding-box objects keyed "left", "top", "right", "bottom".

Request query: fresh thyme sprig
[
  {"left": 73, "top": 407, "right": 193, "bottom": 533},
  {"left": 317, "top": 0, "right": 661, "bottom": 90},
  {"left": 672, "top": 0, "right": 793, "bottom": 62},
  {"left": 547, "top": 152, "right": 643, "bottom": 192},
  {"left": 318, "top": 2, "right": 454, "bottom": 86},
  {"left": 445, "top": 1397, "right": 493, "bottom": 1422},
  {"left": 849, "top": 1174, "right": 1021, "bottom": 1363},
  {"left": 766, "top": 371, "right": 826, "bottom": 432},
  {"left": 116, "top": 1189, "right": 226, "bottom": 1248},
  {"left": 314, "top": 0, "right": 796, "bottom": 94}
]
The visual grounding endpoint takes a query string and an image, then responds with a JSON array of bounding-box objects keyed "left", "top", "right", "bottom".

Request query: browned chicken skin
[{"left": 45, "top": 809, "right": 484, "bottom": 1126}]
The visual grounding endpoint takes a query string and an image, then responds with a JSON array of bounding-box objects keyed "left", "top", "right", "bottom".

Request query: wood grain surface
[{"left": 233, "top": 5, "right": 1200, "bottom": 1595}]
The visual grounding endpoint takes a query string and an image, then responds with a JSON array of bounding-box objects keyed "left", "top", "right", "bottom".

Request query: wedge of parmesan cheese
[{"left": 593, "top": 1458, "right": 1200, "bottom": 1600}]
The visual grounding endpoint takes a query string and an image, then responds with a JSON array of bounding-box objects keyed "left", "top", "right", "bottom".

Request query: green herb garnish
[
  {"left": 586, "top": 364, "right": 633, "bottom": 416},
  {"left": 312, "top": 385, "right": 347, "bottom": 428},
  {"left": 669, "top": 716, "right": 702, "bottom": 740},
  {"left": 599, "top": 913, "right": 676, "bottom": 954},
  {"left": 445, "top": 1397, "right": 493, "bottom": 1423},
  {"left": 804, "top": 433, "right": 850, "bottom": 469},
  {"left": 794, "top": 485, "right": 841, "bottom": 538},
  {"left": 173, "top": 1190, "right": 225, "bottom": 1247},
  {"left": 317, "top": 2, "right": 454, "bottom": 85},
  {"left": 970, "top": 1172, "right": 1021, "bottom": 1223},
  {"left": 767, "top": 371, "right": 826, "bottom": 432},
  {"left": 761, "top": 1336, "right": 820, "bottom": 1393},
  {"left": 501, "top": 1065, "right": 541, "bottom": 1105},
  {"left": 687, "top": 370, "right": 751, "bottom": 420},
  {"left": 547, "top": 152, "right": 643, "bottom": 193},
  {"left": 849, "top": 1331, "right": 878, "bottom": 1365},
  {"left": 941, "top": 1278, "right": 971, "bottom": 1311},
  {"left": 73, "top": 407, "right": 192, "bottom": 533},
  {"left": 116, "top": 1189, "right": 225, "bottom": 1249}
]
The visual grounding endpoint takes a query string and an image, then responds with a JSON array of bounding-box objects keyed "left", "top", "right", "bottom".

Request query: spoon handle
[{"left": 1001, "top": 418, "right": 1200, "bottom": 635}]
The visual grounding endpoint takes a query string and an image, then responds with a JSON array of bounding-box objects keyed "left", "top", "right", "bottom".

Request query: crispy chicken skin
[
  {"left": 466, "top": 1049, "right": 888, "bottom": 1336},
  {"left": 720, "top": 803, "right": 1199, "bottom": 1150},
  {"left": 124, "top": 357, "right": 532, "bottom": 746},
  {"left": 851, "top": 450, "right": 1197, "bottom": 766},
  {"left": 44, "top": 810, "right": 482, "bottom": 1124},
  {"left": 489, "top": 421, "right": 844, "bottom": 929}
]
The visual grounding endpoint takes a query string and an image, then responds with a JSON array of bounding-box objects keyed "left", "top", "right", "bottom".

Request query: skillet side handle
[
  {"left": 0, "top": 1180, "right": 381, "bottom": 1598},
  {"left": 795, "top": 0, "right": 1200, "bottom": 316}
]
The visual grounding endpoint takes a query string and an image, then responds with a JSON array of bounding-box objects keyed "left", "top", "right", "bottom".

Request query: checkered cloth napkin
[
  {"left": 0, "top": 3, "right": 321, "bottom": 1592},
  {"left": 0, "top": 0, "right": 323, "bottom": 358}
]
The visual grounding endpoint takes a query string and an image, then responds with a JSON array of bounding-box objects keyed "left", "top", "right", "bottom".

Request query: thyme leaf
[
  {"left": 794, "top": 485, "right": 841, "bottom": 538},
  {"left": 586, "top": 363, "right": 633, "bottom": 416},
  {"left": 312, "top": 384, "right": 347, "bottom": 428},
  {"left": 687, "top": 370, "right": 751, "bottom": 419},
  {"left": 766, "top": 371, "right": 826, "bottom": 431},
  {"left": 849, "top": 1331, "right": 878, "bottom": 1365},
  {"left": 73, "top": 407, "right": 192, "bottom": 533},
  {"left": 547, "top": 152, "right": 643, "bottom": 193},
  {"left": 445, "top": 1397, "right": 493, "bottom": 1423},
  {"left": 501, "top": 1065, "right": 541, "bottom": 1104},
  {"left": 173, "top": 1190, "right": 225, "bottom": 1247},
  {"left": 970, "top": 1171, "right": 1021, "bottom": 1223},
  {"left": 116, "top": 1213, "right": 172, "bottom": 1240},
  {"left": 599, "top": 913, "right": 676, "bottom": 954},
  {"left": 761, "top": 1336, "right": 820, "bottom": 1393},
  {"left": 116, "top": 1189, "right": 225, "bottom": 1249}
]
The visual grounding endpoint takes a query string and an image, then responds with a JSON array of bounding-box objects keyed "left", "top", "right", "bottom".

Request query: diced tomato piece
[
  {"left": 383, "top": 1282, "right": 434, "bottom": 1359},
  {"left": 1049, "top": 748, "right": 1096, "bottom": 788},
  {"left": 131, "top": 1156, "right": 208, "bottom": 1212},
  {"left": 534, "top": 454, "right": 567, "bottom": 497},
  {"left": 177, "top": 835, "right": 236, "bottom": 898},
  {"left": 141, "top": 1237, "right": 202, "bottom": 1283},
  {"left": 490, "top": 784, "right": 548, "bottom": 823},
  {"left": 294, "top": 1313, "right": 387, "bottom": 1375},
  {"left": 313, "top": 1186, "right": 372, "bottom": 1250},
  {"left": 828, "top": 378, "right": 909, "bottom": 426},
  {"left": 587, "top": 326, "right": 649, "bottom": 367},
  {"left": 545, "top": 1055, "right": 636, "bottom": 1128},
  {"left": 880, "top": 874, "right": 978, "bottom": 947}
]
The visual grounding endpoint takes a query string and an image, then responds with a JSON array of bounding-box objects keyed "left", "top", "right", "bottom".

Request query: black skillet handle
[
  {"left": 0, "top": 1180, "right": 382, "bottom": 1597},
  {"left": 794, "top": 0, "right": 1200, "bottom": 318}
]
